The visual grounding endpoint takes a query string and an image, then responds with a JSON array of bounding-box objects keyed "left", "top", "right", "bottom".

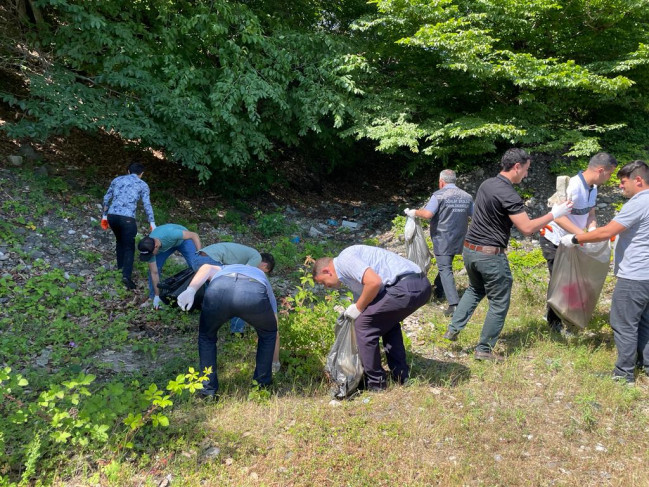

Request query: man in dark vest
[{"left": 405, "top": 169, "right": 474, "bottom": 316}]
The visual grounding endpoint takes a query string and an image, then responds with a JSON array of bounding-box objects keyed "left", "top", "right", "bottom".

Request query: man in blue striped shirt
[{"left": 102, "top": 162, "right": 156, "bottom": 289}]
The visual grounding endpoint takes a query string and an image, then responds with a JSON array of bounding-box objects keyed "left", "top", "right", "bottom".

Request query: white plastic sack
[
  {"left": 325, "top": 314, "right": 364, "bottom": 399},
  {"left": 547, "top": 241, "right": 611, "bottom": 328},
  {"left": 404, "top": 216, "right": 432, "bottom": 273}
]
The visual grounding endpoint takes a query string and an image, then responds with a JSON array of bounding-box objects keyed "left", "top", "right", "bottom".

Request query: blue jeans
[
  {"left": 192, "top": 255, "right": 247, "bottom": 333},
  {"left": 147, "top": 239, "right": 197, "bottom": 298},
  {"left": 198, "top": 274, "right": 277, "bottom": 395},
  {"left": 449, "top": 248, "right": 513, "bottom": 352}
]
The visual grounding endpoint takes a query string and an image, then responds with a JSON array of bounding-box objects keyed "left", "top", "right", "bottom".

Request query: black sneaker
[
  {"left": 443, "top": 305, "right": 457, "bottom": 317},
  {"left": 122, "top": 277, "right": 137, "bottom": 290}
]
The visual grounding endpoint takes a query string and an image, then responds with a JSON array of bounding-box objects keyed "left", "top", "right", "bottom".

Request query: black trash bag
[
  {"left": 157, "top": 267, "right": 205, "bottom": 310},
  {"left": 325, "top": 314, "right": 364, "bottom": 399}
]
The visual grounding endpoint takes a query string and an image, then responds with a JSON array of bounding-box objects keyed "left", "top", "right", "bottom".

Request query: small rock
[
  {"left": 494, "top": 454, "right": 503, "bottom": 462},
  {"left": 202, "top": 446, "right": 220, "bottom": 460},
  {"left": 328, "top": 400, "right": 341, "bottom": 407},
  {"left": 225, "top": 457, "right": 234, "bottom": 466},
  {"left": 0, "top": 252, "right": 9, "bottom": 261},
  {"left": 81, "top": 234, "right": 89, "bottom": 239},
  {"left": 595, "top": 444, "right": 607, "bottom": 452},
  {"left": 250, "top": 472, "right": 259, "bottom": 481},
  {"left": 36, "top": 348, "right": 52, "bottom": 367},
  {"left": 68, "top": 230, "right": 76, "bottom": 235},
  {"left": 7, "top": 155, "right": 23, "bottom": 166}
]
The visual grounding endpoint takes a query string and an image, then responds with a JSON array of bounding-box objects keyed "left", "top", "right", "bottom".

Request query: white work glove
[
  {"left": 150, "top": 222, "right": 156, "bottom": 231},
  {"left": 177, "top": 286, "right": 197, "bottom": 311},
  {"left": 344, "top": 303, "right": 362, "bottom": 320},
  {"left": 551, "top": 201, "right": 573, "bottom": 220},
  {"left": 152, "top": 295, "right": 163, "bottom": 309},
  {"left": 404, "top": 208, "right": 417, "bottom": 219},
  {"left": 560, "top": 234, "right": 576, "bottom": 247},
  {"left": 272, "top": 361, "right": 281, "bottom": 374}
]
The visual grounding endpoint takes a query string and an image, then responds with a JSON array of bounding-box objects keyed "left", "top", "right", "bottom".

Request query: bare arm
[
  {"left": 355, "top": 268, "right": 383, "bottom": 312},
  {"left": 574, "top": 221, "right": 626, "bottom": 244},
  {"left": 509, "top": 211, "right": 555, "bottom": 236},
  {"left": 586, "top": 208, "right": 597, "bottom": 229},
  {"left": 182, "top": 230, "right": 202, "bottom": 251},
  {"left": 415, "top": 209, "right": 434, "bottom": 220},
  {"left": 187, "top": 264, "right": 222, "bottom": 290},
  {"left": 553, "top": 215, "right": 586, "bottom": 235},
  {"left": 148, "top": 261, "right": 160, "bottom": 296}
]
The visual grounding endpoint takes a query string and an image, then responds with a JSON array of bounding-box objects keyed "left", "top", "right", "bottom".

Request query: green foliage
[
  {"left": 343, "top": 0, "right": 649, "bottom": 169},
  {"left": 255, "top": 211, "right": 293, "bottom": 237},
  {"left": 0, "top": 366, "right": 209, "bottom": 483},
  {"left": 279, "top": 268, "right": 339, "bottom": 379},
  {"left": 2, "top": 0, "right": 363, "bottom": 181}
]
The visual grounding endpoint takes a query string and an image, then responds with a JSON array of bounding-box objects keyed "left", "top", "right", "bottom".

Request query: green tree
[
  {"left": 344, "top": 0, "right": 649, "bottom": 168},
  {"left": 1, "top": 0, "right": 365, "bottom": 181}
]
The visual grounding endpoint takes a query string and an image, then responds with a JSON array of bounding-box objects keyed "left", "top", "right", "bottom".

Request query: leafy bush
[{"left": 0, "top": 367, "right": 209, "bottom": 484}]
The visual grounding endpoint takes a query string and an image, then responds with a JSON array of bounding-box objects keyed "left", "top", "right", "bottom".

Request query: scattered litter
[
  {"left": 341, "top": 220, "right": 360, "bottom": 229},
  {"left": 326, "top": 219, "right": 338, "bottom": 226},
  {"left": 308, "top": 226, "right": 323, "bottom": 237}
]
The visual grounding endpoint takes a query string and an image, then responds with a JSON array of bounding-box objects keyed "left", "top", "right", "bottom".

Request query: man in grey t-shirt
[
  {"left": 312, "top": 246, "right": 432, "bottom": 391},
  {"left": 405, "top": 169, "right": 473, "bottom": 316},
  {"left": 561, "top": 160, "right": 649, "bottom": 383}
]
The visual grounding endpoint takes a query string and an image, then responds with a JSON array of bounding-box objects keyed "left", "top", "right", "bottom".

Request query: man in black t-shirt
[{"left": 442, "top": 149, "right": 573, "bottom": 361}]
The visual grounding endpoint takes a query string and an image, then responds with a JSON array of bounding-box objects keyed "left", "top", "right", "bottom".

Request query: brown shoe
[{"left": 474, "top": 350, "right": 505, "bottom": 362}]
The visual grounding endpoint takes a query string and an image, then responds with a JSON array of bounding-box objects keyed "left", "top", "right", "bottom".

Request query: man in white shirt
[{"left": 540, "top": 152, "right": 617, "bottom": 333}]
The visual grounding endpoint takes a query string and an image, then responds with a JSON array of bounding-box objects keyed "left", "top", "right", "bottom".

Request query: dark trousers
[
  {"left": 450, "top": 248, "right": 513, "bottom": 352},
  {"left": 198, "top": 274, "right": 278, "bottom": 395},
  {"left": 610, "top": 278, "right": 649, "bottom": 381},
  {"left": 539, "top": 236, "right": 562, "bottom": 327},
  {"left": 434, "top": 254, "right": 459, "bottom": 306},
  {"left": 107, "top": 214, "right": 137, "bottom": 280},
  {"left": 354, "top": 275, "right": 431, "bottom": 389}
]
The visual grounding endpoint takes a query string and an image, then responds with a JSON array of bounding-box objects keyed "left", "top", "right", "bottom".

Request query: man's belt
[
  {"left": 388, "top": 272, "right": 425, "bottom": 286},
  {"left": 463, "top": 241, "right": 505, "bottom": 255}
]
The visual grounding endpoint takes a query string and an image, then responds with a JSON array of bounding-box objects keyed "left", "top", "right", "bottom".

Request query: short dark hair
[
  {"left": 260, "top": 253, "right": 275, "bottom": 273},
  {"left": 312, "top": 257, "right": 333, "bottom": 279},
  {"left": 588, "top": 152, "right": 617, "bottom": 170},
  {"left": 501, "top": 148, "right": 531, "bottom": 172},
  {"left": 138, "top": 236, "right": 155, "bottom": 262},
  {"left": 128, "top": 162, "right": 145, "bottom": 175},
  {"left": 618, "top": 160, "right": 649, "bottom": 183}
]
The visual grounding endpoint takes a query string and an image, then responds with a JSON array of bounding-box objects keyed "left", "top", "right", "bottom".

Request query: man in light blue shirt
[
  {"left": 192, "top": 242, "right": 275, "bottom": 334},
  {"left": 176, "top": 264, "right": 279, "bottom": 398},
  {"left": 312, "top": 245, "right": 431, "bottom": 391},
  {"left": 561, "top": 160, "right": 649, "bottom": 383}
]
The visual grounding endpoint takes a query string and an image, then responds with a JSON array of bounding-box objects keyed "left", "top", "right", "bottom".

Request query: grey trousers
[
  {"left": 609, "top": 277, "right": 649, "bottom": 381},
  {"left": 434, "top": 254, "right": 459, "bottom": 306},
  {"left": 449, "top": 248, "right": 513, "bottom": 352}
]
